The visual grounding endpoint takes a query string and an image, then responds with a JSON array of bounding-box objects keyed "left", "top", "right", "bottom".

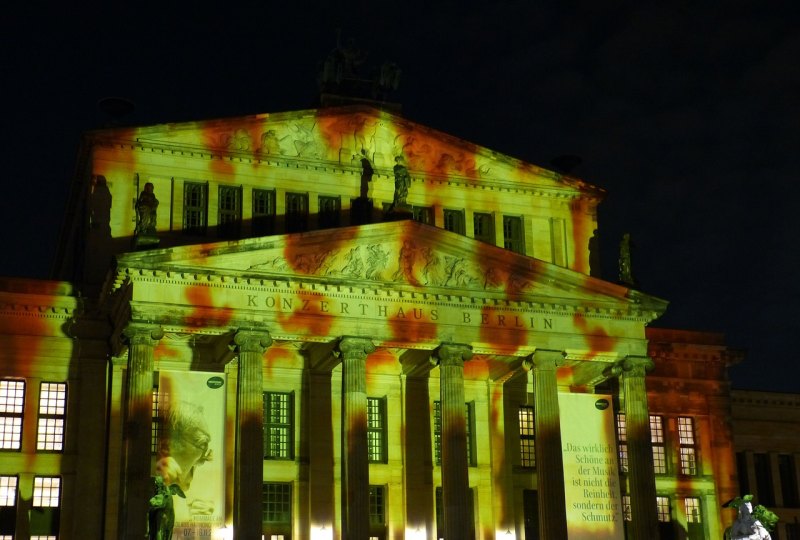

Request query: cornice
[
  {"left": 115, "top": 266, "right": 661, "bottom": 323},
  {"left": 91, "top": 137, "right": 598, "bottom": 203}
]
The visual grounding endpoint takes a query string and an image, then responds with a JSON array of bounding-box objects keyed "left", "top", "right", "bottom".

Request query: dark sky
[{"left": 3, "top": 2, "right": 798, "bottom": 392}]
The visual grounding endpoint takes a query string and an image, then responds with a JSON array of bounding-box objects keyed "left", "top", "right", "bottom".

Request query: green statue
[{"left": 147, "top": 475, "right": 185, "bottom": 540}]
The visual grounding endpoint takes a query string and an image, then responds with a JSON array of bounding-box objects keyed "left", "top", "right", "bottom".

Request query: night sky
[{"left": 3, "top": 3, "right": 797, "bottom": 392}]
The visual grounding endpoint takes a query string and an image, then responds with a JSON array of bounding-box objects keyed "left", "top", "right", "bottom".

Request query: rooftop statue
[
  {"left": 135, "top": 182, "right": 159, "bottom": 247},
  {"left": 618, "top": 233, "right": 636, "bottom": 287}
]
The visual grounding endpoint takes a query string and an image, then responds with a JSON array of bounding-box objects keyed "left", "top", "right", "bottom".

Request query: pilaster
[
  {"left": 233, "top": 329, "right": 272, "bottom": 540},
  {"left": 433, "top": 342, "right": 473, "bottom": 540},
  {"left": 338, "top": 336, "right": 375, "bottom": 540},
  {"left": 121, "top": 323, "right": 163, "bottom": 540}
]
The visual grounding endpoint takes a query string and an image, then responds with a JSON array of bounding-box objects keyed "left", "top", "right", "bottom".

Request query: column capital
[
  {"left": 122, "top": 323, "right": 164, "bottom": 346},
  {"left": 337, "top": 336, "right": 376, "bottom": 358},
  {"left": 233, "top": 329, "right": 272, "bottom": 353},
  {"left": 525, "top": 348, "right": 565, "bottom": 371},
  {"left": 620, "top": 355, "right": 654, "bottom": 377},
  {"left": 433, "top": 342, "right": 473, "bottom": 367}
]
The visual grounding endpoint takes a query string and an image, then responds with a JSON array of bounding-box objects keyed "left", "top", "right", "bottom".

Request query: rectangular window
[
  {"left": 503, "top": 215, "right": 524, "bottom": 253},
  {"left": 218, "top": 185, "right": 242, "bottom": 238},
  {"left": 369, "top": 485, "right": 385, "bottom": 526},
  {"left": 678, "top": 416, "right": 697, "bottom": 475},
  {"left": 519, "top": 406, "right": 535, "bottom": 467},
  {"left": 433, "top": 401, "right": 474, "bottom": 467},
  {"left": 367, "top": 397, "right": 387, "bottom": 463},
  {"left": 286, "top": 192, "right": 309, "bottom": 233},
  {"left": 0, "top": 380, "right": 24, "bottom": 450},
  {"left": 252, "top": 188, "right": 276, "bottom": 236},
  {"left": 473, "top": 212, "right": 495, "bottom": 244},
  {"left": 31, "top": 477, "right": 60, "bottom": 540},
  {"left": 443, "top": 209, "right": 465, "bottom": 235},
  {"left": 183, "top": 181, "right": 208, "bottom": 234},
  {"left": 656, "top": 496, "right": 671, "bottom": 522},
  {"left": 262, "top": 482, "right": 291, "bottom": 523},
  {"left": 36, "top": 383, "right": 66, "bottom": 452},
  {"left": 755, "top": 453, "right": 776, "bottom": 506},
  {"left": 779, "top": 454, "right": 799, "bottom": 508},
  {"left": 617, "top": 413, "right": 628, "bottom": 473},
  {"left": 650, "top": 415, "right": 667, "bottom": 474},
  {"left": 318, "top": 195, "right": 341, "bottom": 229},
  {"left": 622, "top": 495, "right": 632, "bottom": 521},
  {"left": 151, "top": 386, "right": 160, "bottom": 454},
  {"left": 736, "top": 452, "right": 750, "bottom": 495},
  {"left": 33, "top": 477, "right": 60, "bottom": 507},
  {"left": 685, "top": 497, "right": 703, "bottom": 540},
  {"left": 412, "top": 205, "right": 433, "bottom": 225},
  {"left": 0, "top": 476, "right": 17, "bottom": 539},
  {"left": 263, "top": 392, "right": 293, "bottom": 460}
]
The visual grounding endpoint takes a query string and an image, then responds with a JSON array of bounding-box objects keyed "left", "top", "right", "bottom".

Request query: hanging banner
[
  {"left": 559, "top": 392, "right": 625, "bottom": 540},
  {"left": 154, "top": 370, "right": 227, "bottom": 539}
]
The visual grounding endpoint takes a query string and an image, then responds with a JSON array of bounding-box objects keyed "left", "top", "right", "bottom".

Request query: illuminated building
[{"left": 0, "top": 105, "right": 751, "bottom": 539}]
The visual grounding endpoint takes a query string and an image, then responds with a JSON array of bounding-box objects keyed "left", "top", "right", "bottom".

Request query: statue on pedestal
[
  {"left": 135, "top": 182, "right": 160, "bottom": 247},
  {"left": 724, "top": 494, "right": 777, "bottom": 540},
  {"left": 618, "top": 233, "right": 635, "bottom": 287},
  {"left": 384, "top": 156, "right": 412, "bottom": 221}
]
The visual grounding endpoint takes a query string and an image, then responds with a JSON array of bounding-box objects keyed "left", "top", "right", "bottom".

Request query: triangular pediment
[
  {"left": 91, "top": 106, "right": 602, "bottom": 196},
  {"left": 116, "top": 221, "right": 665, "bottom": 314}
]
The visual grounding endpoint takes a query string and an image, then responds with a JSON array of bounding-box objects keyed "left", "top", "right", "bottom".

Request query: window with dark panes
[
  {"left": 285, "top": 192, "right": 308, "bottom": 233},
  {"left": 443, "top": 209, "right": 465, "bottom": 234},
  {"left": 218, "top": 185, "right": 242, "bottom": 237},
  {"left": 318, "top": 195, "right": 341, "bottom": 228},
  {"left": 263, "top": 392, "right": 293, "bottom": 459},
  {"left": 252, "top": 188, "right": 276, "bottom": 236},
  {"left": 503, "top": 215, "right": 524, "bottom": 253},
  {"left": 183, "top": 182, "right": 207, "bottom": 234},
  {"left": 473, "top": 212, "right": 495, "bottom": 244}
]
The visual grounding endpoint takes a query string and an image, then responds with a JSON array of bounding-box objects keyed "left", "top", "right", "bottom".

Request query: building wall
[{"left": 731, "top": 390, "right": 800, "bottom": 539}]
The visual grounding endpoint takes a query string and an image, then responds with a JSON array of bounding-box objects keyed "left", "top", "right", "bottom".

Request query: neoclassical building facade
[{"left": 0, "top": 105, "right": 748, "bottom": 539}]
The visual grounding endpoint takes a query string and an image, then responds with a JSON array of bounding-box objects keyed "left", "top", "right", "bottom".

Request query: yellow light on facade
[
  {"left": 405, "top": 526, "right": 426, "bottom": 540},
  {"left": 312, "top": 524, "right": 333, "bottom": 540}
]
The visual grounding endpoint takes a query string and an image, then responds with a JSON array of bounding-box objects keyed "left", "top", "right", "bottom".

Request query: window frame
[
  {"left": 36, "top": 382, "right": 67, "bottom": 453},
  {"left": 318, "top": 195, "right": 341, "bottom": 229},
  {"left": 650, "top": 415, "right": 667, "bottom": 474},
  {"left": 217, "top": 185, "right": 242, "bottom": 238},
  {"left": 616, "top": 412, "right": 629, "bottom": 473},
  {"left": 262, "top": 482, "right": 292, "bottom": 524},
  {"left": 518, "top": 405, "right": 535, "bottom": 468},
  {"left": 252, "top": 188, "right": 276, "bottom": 236},
  {"left": 677, "top": 416, "right": 698, "bottom": 476},
  {"left": 183, "top": 181, "right": 208, "bottom": 234},
  {"left": 411, "top": 205, "right": 433, "bottom": 225},
  {"left": 263, "top": 392, "right": 293, "bottom": 460},
  {"left": 0, "top": 379, "right": 25, "bottom": 451},
  {"left": 473, "top": 212, "right": 495, "bottom": 244},
  {"left": 443, "top": 208, "right": 466, "bottom": 235},
  {"left": 367, "top": 397, "right": 387, "bottom": 464},
  {"left": 285, "top": 192, "right": 309, "bottom": 233},
  {"left": 433, "top": 400, "right": 475, "bottom": 467},
  {"left": 502, "top": 215, "right": 524, "bottom": 254}
]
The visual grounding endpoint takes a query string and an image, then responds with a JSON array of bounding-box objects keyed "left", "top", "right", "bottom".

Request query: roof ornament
[{"left": 618, "top": 233, "right": 636, "bottom": 287}]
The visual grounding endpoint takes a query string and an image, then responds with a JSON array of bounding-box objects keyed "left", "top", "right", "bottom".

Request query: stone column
[
  {"left": 530, "top": 348, "right": 568, "bottom": 539},
  {"left": 233, "top": 329, "right": 272, "bottom": 540},
  {"left": 620, "top": 356, "right": 658, "bottom": 540},
  {"left": 434, "top": 343, "right": 473, "bottom": 540},
  {"left": 121, "top": 324, "right": 163, "bottom": 539},
  {"left": 338, "top": 337, "right": 375, "bottom": 540}
]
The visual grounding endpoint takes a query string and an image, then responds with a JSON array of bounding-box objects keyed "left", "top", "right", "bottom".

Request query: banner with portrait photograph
[{"left": 154, "top": 370, "right": 227, "bottom": 539}]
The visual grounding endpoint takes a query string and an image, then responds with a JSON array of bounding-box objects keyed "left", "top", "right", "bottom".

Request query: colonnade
[{"left": 119, "top": 325, "right": 659, "bottom": 540}]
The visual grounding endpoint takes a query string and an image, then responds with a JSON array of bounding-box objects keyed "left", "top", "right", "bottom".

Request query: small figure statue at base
[
  {"left": 147, "top": 475, "right": 185, "bottom": 540},
  {"left": 724, "top": 494, "right": 777, "bottom": 540},
  {"left": 135, "top": 182, "right": 160, "bottom": 247},
  {"left": 358, "top": 149, "right": 373, "bottom": 199}
]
